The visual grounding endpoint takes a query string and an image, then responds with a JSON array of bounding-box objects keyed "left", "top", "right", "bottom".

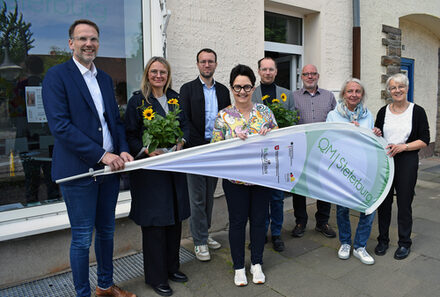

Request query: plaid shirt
[{"left": 293, "top": 87, "right": 336, "bottom": 124}]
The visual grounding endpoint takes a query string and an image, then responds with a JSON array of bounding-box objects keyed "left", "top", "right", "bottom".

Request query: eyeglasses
[
  {"left": 389, "top": 85, "right": 406, "bottom": 92},
  {"left": 149, "top": 69, "right": 168, "bottom": 76},
  {"left": 71, "top": 36, "right": 99, "bottom": 44},
  {"left": 198, "top": 60, "right": 216, "bottom": 65},
  {"left": 260, "top": 67, "right": 276, "bottom": 72},
  {"left": 302, "top": 72, "right": 318, "bottom": 77},
  {"left": 232, "top": 84, "right": 253, "bottom": 93}
]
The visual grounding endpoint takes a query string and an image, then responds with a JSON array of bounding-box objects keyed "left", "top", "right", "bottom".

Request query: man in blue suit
[{"left": 42, "top": 19, "right": 135, "bottom": 297}]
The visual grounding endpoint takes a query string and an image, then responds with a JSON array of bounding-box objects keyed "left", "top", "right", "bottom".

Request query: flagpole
[{"left": 55, "top": 168, "right": 105, "bottom": 184}]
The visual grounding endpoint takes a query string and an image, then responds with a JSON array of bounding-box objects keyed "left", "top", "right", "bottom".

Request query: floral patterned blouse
[
  {"left": 211, "top": 103, "right": 278, "bottom": 142},
  {"left": 211, "top": 103, "right": 278, "bottom": 185}
]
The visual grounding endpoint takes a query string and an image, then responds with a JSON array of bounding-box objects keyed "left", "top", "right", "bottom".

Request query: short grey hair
[
  {"left": 339, "top": 77, "right": 366, "bottom": 105},
  {"left": 386, "top": 73, "right": 409, "bottom": 95}
]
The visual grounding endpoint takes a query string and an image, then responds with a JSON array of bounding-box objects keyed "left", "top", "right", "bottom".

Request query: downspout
[
  {"left": 160, "top": 0, "right": 171, "bottom": 58},
  {"left": 352, "top": 0, "right": 361, "bottom": 79}
]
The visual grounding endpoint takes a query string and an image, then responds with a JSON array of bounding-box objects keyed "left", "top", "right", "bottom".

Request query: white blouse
[{"left": 383, "top": 103, "right": 414, "bottom": 145}]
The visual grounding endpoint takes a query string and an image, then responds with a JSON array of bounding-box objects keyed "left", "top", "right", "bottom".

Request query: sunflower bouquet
[
  {"left": 262, "top": 93, "right": 300, "bottom": 128},
  {"left": 139, "top": 98, "right": 184, "bottom": 153}
]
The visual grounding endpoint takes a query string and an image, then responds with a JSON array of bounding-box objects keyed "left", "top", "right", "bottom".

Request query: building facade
[{"left": 0, "top": 0, "right": 439, "bottom": 287}]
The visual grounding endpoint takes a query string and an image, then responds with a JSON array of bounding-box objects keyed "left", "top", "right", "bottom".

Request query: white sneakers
[
  {"left": 234, "top": 268, "right": 248, "bottom": 286},
  {"left": 234, "top": 264, "right": 265, "bottom": 286},
  {"left": 194, "top": 236, "right": 221, "bottom": 261},
  {"left": 194, "top": 244, "right": 210, "bottom": 261},
  {"left": 338, "top": 244, "right": 351, "bottom": 259},
  {"left": 338, "top": 244, "right": 374, "bottom": 265},
  {"left": 207, "top": 236, "right": 221, "bottom": 250},
  {"left": 250, "top": 264, "right": 265, "bottom": 284},
  {"left": 353, "top": 247, "right": 375, "bottom": 265}
]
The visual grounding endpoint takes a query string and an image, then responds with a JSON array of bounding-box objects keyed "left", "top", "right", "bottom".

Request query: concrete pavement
[{"left": 122, "top": 157, "right": 440, "bottom": 297}]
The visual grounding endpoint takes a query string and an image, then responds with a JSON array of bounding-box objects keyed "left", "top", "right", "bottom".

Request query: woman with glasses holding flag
[
  {"left": 211, "top": 64, "right": 277, "bottom": 287},
  {"left": 374, "top": 73, "right": 429, "bottom": 260},
  {"left": 326, "top": 78, "right": 382, "bottom": 265}
]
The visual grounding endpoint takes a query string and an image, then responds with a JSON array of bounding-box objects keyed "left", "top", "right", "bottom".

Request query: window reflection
[
  {"left": 0, "top": 0, "right": 142, "bottom": 211},
  {"left": 265, "top": 12, "right": 303, "bottom": 45}
]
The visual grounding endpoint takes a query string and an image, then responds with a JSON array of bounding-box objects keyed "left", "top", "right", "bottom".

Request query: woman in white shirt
[{"left": 374, "top": 73, "right": 430, "bottom": 260}]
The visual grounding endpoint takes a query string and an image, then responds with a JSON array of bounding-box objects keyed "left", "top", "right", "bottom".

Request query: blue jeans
[
  {"left": 265, "top": 189, "right": 284, "bottom": 237},
  {"left": 337, "top": 205, "right": 375, "bottom": 249},
  {"left": 61, "top": 175, "right": 119, "bottom": 297}
]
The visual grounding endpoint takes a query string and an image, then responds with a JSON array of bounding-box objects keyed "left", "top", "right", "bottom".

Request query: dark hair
[
  {"left": 69, "top": 19, "right": 100, "bottom": 38},
  {"left": 196, "top": 48, "right": 217, "bottom": 62},
  {"left": 257, "top": 57, "right": 277, "bottom": 69},
  {"left": 229, "top": 64, "right": 256, "bottom": 87}
]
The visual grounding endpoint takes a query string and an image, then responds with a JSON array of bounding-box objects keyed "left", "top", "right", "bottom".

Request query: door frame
[{"left": 400, "top": 57, "right": 414, "bottom": 102}]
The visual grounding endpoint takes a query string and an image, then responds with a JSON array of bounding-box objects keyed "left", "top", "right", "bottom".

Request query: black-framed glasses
[{"left": 232, "top": 84, "right": 253, "bottom": 93}]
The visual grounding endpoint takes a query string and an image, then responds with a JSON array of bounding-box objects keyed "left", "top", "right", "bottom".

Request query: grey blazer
[{"left": 252, "top": 84, "right": 294, "bottom": 111}]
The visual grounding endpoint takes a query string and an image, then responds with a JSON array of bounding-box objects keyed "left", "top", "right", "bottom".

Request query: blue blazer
[{"left": 42, "top": 58, "right": 129, "bottom": 185}]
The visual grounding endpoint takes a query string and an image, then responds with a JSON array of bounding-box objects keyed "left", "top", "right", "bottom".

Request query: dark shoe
[
  {"left": 374, "top": 242, "right": 389, "bottom": 256},
  {"left": 291, "top": 224, "right": 306, "bottom": 237},
  {"left": 394, "top": 246, "right": 410, "bottom": 260},
  {"left": 272, "top": 236, "right": 285, "bottom": 252},
  {"left": 95, "top": 285, "right": 137, "bottom": 297},
  {"left": 248, "top": 236, "right": 268, "bottom": 249},
  {"left": 168, "top": 271, "right": 188, "bottom": 282},
  {"left": 315, "top": 224, "right": 336, "bottom": 238},
  {"left": 151, "top": 284, "right": 173, "bottom": 296}
]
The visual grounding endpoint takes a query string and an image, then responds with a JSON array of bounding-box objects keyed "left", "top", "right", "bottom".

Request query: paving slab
[
  {"left": 338, "top": 265, "right": 421, "bottom": 297},
  {"left": 266, "top": 261, "right": 361, "bottom": 297}
]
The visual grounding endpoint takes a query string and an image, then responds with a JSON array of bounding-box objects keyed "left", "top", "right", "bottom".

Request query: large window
[
  {"left": 265, "top": 11, "right": 302, "bottom": 46},
  {"left": 264, "top": 11, "right": 303, "bottom": 90},
  {"left": 0, "top": 0, "right": 143, "bottom": 212}
]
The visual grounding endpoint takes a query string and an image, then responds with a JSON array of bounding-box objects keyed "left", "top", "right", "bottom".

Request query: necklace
[{"left": 390, "top": 102, "right": 409, "bottom": 114}]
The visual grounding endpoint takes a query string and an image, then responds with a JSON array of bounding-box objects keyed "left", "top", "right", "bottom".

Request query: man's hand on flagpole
[
  {"left": 102, "top": 152, "right": 126, "bottom": 171},
  {"left": 120, "top": 152, "right": 134, "bottom": 163}
]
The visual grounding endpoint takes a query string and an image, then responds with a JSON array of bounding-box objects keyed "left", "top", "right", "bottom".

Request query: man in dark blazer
[
  {"left": 251, "top": 57, "right": 294, "bottom": 253},
  {"left": 42, "top": 19, "right": 135, "bottom": 297},
  {"left": 180, "top": 48, "right": 230, "bottom": 261}
]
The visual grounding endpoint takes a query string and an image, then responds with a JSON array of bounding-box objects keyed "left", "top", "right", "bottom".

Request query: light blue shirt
[{"left": 201, "top": 77, "right": 218, "bottom": 140}]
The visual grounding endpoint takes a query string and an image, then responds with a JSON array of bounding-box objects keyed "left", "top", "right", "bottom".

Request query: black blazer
[
  {"left": 180, "top": 77, "right": 231, "bottom": 147},
  {"left": 375, "top": 103, "right": 430, "bottom": 152},
  {"left": 125, "top": 89, "right": 190, "bottom": 226}
]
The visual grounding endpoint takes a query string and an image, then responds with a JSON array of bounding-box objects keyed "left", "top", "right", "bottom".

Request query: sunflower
[
  {"left": 272, "top": 98, "right": 280, "bottom": 103},
  {"left": 143, "top": 107, "right": 155, "bottom": 120},
  {"left": 281, "top": 93, "right": 287, "bottom": 102},
  {"left": 261, "top": 95, "right": 270, "bottom": 101},
  {"left": 167, "top": 98, "right": 179, "bottom": 105}
]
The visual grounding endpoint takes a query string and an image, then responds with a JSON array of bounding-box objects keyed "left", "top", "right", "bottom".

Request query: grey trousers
[{"left": 187, "top": 173, "right": 218, "bottom": 245}]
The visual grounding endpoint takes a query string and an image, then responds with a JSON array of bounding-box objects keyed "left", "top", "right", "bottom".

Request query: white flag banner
[{"left": 85, "top": 123, "right": 393, "bottom": 214}]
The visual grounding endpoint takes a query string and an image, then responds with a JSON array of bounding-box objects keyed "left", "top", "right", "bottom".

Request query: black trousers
[
  {"left": 377, "top": 151, "right": 418, "bottom": 248},
  {"left": 291, "top": 193, "right": 331, "bottom": 226},
  {"left": 141, "top": 222, "right": 182, "bottom": 286},
  {"left": 222, "top": 180, "right": 270, "bottom": 269}
]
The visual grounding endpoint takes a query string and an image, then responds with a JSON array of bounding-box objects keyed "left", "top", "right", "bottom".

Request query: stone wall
[{"left": 381, "top": 24, "right": 401, "bottom": 100}]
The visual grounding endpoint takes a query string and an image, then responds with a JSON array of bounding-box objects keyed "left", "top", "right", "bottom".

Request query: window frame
[{"left": 0, "top": 0, "right": 158, "bottom": 241}]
